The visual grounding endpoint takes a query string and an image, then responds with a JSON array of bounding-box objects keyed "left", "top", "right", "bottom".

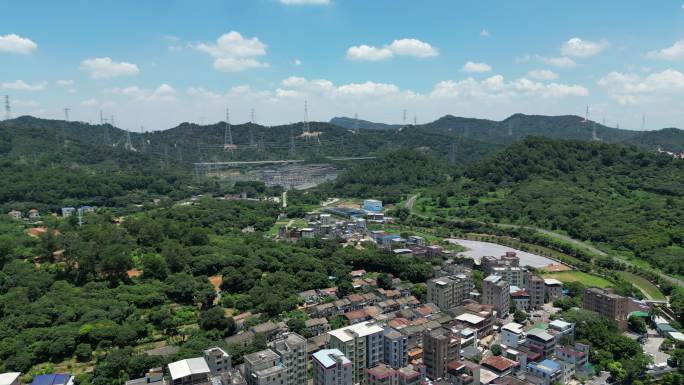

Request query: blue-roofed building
[
  {"left": 526, "top": 359, "right": 561, "bottom": 385},
  {"left": 363, "top": 199, "right": 383, "bottom": 213},
  {"left": 31, "top": 374, "right": 74, "bottom": 385}
]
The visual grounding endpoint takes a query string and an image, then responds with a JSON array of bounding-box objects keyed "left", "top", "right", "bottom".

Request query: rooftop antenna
[
  {"left": 4, "top": 95, "right": 10, "bottom": 120},
  {"left": 224, "top": 107, "right": 234, "bottom": 151},
  {"left": 354, "top": 113, "right": 359, "bottom": 135},
  {"left": 64, "top": 108, "right": 70, "bottom": 122},
  {"left": 249, "top": 108, "right": 255, "bottom": 146}
]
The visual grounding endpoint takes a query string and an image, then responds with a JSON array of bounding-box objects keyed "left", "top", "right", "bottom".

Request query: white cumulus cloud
[
  {"left": 561, "top": 37, "right": 607, "bottom": 57},
  {"left": 598, "top": 69, "right": 684, "bottom": 104},
  {"left": 105, "top": 84, "right": 177, "bottom": 102},
  {"left": 431, "top": 75, "right": 588, "bottom": 99},
  {"left": 80, "top": 98, "right": 98, "bottom": 107},
  {"left": 56, "top": 79, "right": 74, "bottom": 87},
  {"left": 193, "top": 31, "right": 268, "bottom": 72},
  {"left": 527, "top": 69, "right": 558, "bottom": 80},
  {"left": 346, "top": 38, "right": 438, "bottom": 61},
  {"left": 0, "top": 34, "right": 37, "bottom": 54},
  {"left": 79, "top": 57, "right": 140, "bottom": 79},
  {"left": 646, "top": 40, "right": 684, "bottom": 61},
  {"left": 541, "top": 56, "right": 577, "bottom": 68},
  {"left": 0, "top": 80, "right": 46, "bottom": 91},
  {"left": 462, "top": 61, "right": 492, "bottom": 73},
  {"left": 480, "top": 29, "right": 490, "bottom": 38}
]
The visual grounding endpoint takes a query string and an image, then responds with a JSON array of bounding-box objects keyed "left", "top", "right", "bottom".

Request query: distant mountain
[
  {"left": 331, "top": 113, "right": 684, "bottom": 152},
  {"left": 622, "top": 127, "right": 684, "bottom": 152},
  {"left": 330, "top": 116, "right": 401, "bottom": 130}
]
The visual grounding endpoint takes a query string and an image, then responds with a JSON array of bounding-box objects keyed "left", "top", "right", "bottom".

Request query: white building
[
  {"left": 501, "top": 322, "right": 525, "bottom": 348},
  {"left": 0, "top": 373, "right": 21, "bottom": 385},
  {"left": 312, "top": 349, "right": 353, "bottom": 385},
  {"left": 168, "top": 357, "right": 211, "bottom": 385},
  {"left": 327, "top": 322, "right": 384, "bottom": 385}
]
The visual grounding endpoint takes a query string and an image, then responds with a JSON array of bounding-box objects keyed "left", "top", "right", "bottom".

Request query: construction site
[{"left": 196, "top": 161, "right": 340, "bottom": 190}]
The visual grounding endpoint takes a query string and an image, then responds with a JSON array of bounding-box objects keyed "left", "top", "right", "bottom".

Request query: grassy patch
[
  {"left": 617, "top": 271, "right": 665, "bottom": 300},
  {"left": 542, "top": 271, "right": 613, "bottom": 288}
]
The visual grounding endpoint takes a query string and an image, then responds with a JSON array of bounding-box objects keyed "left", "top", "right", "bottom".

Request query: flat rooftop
[
  {"left": 456, "top": 313, "right": 486, "bottom": 325},
  {"left": 328, "top": 322, "right": 383, "bottom": 342},
  {"left": 168, "top": 358, "right": 210, "bottom": 381}
]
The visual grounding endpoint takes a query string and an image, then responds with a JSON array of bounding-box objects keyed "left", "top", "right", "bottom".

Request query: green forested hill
[
  {"left": 622, "top": 127, "right": 684, "bottom": 152},
  {"left": 449, "top": 138, "right": 684, "bottom": 274}
]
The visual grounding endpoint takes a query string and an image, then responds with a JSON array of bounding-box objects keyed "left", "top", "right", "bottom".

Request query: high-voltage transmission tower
[
  {"left": 125, "top": 129, "right": 135, "bottom": 151},
  {"left": 224, "top": 107, "right": 234, "bottom": 151},
  {"left": 4, "top": 95, "right": 10, "bottom": 120},
  {"left": 64, "top": 108, "right": 70, "bottom": 121},
  {"left": 641, "top": 114, "right": 646, "bottom": 131},
  {"left": 402, "top": 109, "right": 407, "bottom": 125},
  {"left": 354, "top": 113, "right": 360, "bottom": 135},
  {"left": 592, "top": 121, "right": 599, "bottom": 141}
]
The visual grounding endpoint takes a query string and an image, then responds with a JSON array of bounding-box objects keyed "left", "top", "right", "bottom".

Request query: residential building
[
  {"left": 168, "top": 358, "right": 211, "bottom": 385},
  {"left": 482, "top": 275, "right": 510, "bottom": 318},
  {"left": 426, "top": 273, "right": 474, "bottom": 311},
  {"left": 363, "top": 199, "right": 383, "bottom": 213},
  {"left": 305, "top": 318, "right": 331, "bottom": 336},
  {"left": 447, "top": 360, "right": 480, "bottom": 385},
  {"left": 582, "top": 287, "right": 629, "bottom": 331},
  {"left": 7, "top": 210, "right": 21, "bottom": 220},
  {"left": 384, "top": 328, "right": 408, "bottom": 369},
  {"left": 312, "top": 349, "right": 353, "bottom": 385},
  {"left": 526, "top": 359, "right": 562, "bottom": 385},
  {"left": 395, "top": 366, "right": 422, "bottom": 385},
  {"left": 30, "top": 375, "right": 74, "bottom": 385},
  {"left": 28, "top": 209, "right": 40, "bottom": 220},
  {"left": 490, "top": 266, "right": 525, "bottom": 288},
  {"left": 125, "top": 368, "right": 166, "bottom": 385},
  {"left": 455, "top": 303, "right": 495, "bottom": 336},
  {"left": 0, "top": 373, "right": 21, "bottom": 385},
  {"left": 510, "top": 289, "right": 530, "bottom": 311},
  {"left": 422, "top": 327, "right": 460, "bottom": 380},
  {"left": 525, "top": 274, "right": 545, "bottom": 311},
  {"left": 327, "top": 322, "right": 384, "bottom": 385},
  {"left": 482, "top": 253, "right": 519, "bottom": 276},
  {"left": 271, "top": 333, "right": 308, "bottom": 385},
  {"left": 543, "top": 279, "right": 563, "bottom": 302},
  {"left": 367, "top": 364, "right": 397, "bottom": 385},
  {"left": 480, "top": 356, "right": 518, "bottom": 377},
  {"left": 548, "top": 320, "right": 574, "bottom": 344},
  {"left": 204, "top": 347, "right": 231, "bottom": 375},
  {"left": 61, "top": 207, "right": 76, "bottom": 217},
  {"left": 556, "top": 343, "right": 589, "bottom": 372},
  {"left": 525, "top": 328, "right": 556, "bottom": 359},
  {"left": 244, "top": 350, "right": 287, "bottom": 385},
  {"left": 501, "top": 323, "right": 525, "bottom": 348}
]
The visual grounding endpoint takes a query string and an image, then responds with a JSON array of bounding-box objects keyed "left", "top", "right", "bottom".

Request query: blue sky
[{"left": 2, "top": 0, "right": 684, "bottom": 131}]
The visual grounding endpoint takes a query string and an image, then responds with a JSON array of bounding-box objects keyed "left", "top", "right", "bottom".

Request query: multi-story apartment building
[
  {"left": 525, "top": 328, "right": 557, "bottom": 359},
  {"left": 367, "top": 364, "right": 422, "bottom": 385},
  {"left": 328, "top": 322, "right": 384, "bottom": 385},
  {"left": 271, "top": 333, "right": 308, "bottom": 385},
  {"left": 482, "top": 275, "right": 510, "bottom": 318},
  {"left": 203, "top": 347, "right": 231, "bottom": 375},
  {"left": 312, "top": 349, "right": 353, "bottom": 385},
  {"left": 544, "top": 279, "right": 563, "bottom": 302},
  {"left": 383, "top": 328, "right": 408, "bottom": 369},
  {"left": 422, "top": 328, "right": 460, "bottom": 380},
  {"left": 426, "top": 273, "right": 474, "bottom": 311},
  {"left": 582, "top": 287, "right": 629, "bottom": 331},
  {"left": 525, "top": 273, "right": 545, "bottom": 311},
  {"left": 490, "top": 266, "right": 525, "bottom": 288},
  {"left": 244, "top": 350, "right": 288, "bottom": 385},
  {"left": 481, "top": 252, "right": 519, "bottom": 275}
]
